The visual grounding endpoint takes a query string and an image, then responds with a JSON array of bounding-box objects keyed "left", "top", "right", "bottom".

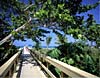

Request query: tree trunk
[
  {"left": 0, "top": 18, "right": 31, "bottom": 45},
  {"left": 0, "top": 4, "right": 33, "bottom": 45}
]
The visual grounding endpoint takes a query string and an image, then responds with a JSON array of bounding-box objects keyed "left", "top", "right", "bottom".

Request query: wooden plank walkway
[{"left": 13, "top": 47, "right": 47, "bottom": 78}]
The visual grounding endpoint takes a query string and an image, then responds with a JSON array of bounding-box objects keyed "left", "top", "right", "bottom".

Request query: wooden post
[
  {"left": 60, "top": 72, "right": 68, "bottom": 78},
  {"left": 42, "top": 54, "right": 46, "bottom": 62},
  {"left": 16, "top": 58, "right": 18, "bottom": 64},
  {"left": 46, "top": 62, "right": 49, "bottom": 69},
  {"left": 60, "top": 72, "right": 63, "bottom": 78},
  {"left": 39, "top": 55, "right": 41, "bottom": 60},
  {"left": 14, "top": 61, "right": 16, "bottom": 73},
  {"left": 8, "top": 70, "right": 12, "bottom": 78}
]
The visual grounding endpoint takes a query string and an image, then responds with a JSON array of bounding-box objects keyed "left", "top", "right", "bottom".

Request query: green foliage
[
  {"left": 85, "top": 24, "right": 100, "bottom": 47},
  {"left": 54, "top": 30, "right": 67, "bottom": 45},
  {"left": 47, "top": 48, "right": 61, "bottom": 59},
  {"left": 0, "top": 0, "right": 100, "bottom": 47},
  {"left": 0, "top": 0, "right": 100, "bottom": 44},
  {"left": 54, "top": 68, "right": 61, "bottom": 77},
  {"left": 33, "top": 0, "right": 100, "bottom": 48},
  {"left": 57, "top": 42, "right": 99, "bottom": 76},
  {"left": 35, "top": 42, "right": 99, "bottom": 76},
  {"left": 60, "top": 57, "right": 67, "bottom": 63},
  {"left": 11, "top": 15, "right": 26, "bottom": 29},
  {"left": 11, "top": 30, "right": 18, "bottom": 36},
  {"left": 67, "top": 58, "right": 75, "bottom": 65},
  {"left": 79, "top": 1, "right": 100, "bottom": 13},
  {"left": 34, "top": 42, "right": 41, "bottom": 50},
  {"left": 0, "top": 0, "right": 22, "bottom": 65},
  {"left": 0, "top": 43, "right": 18, "bottom": 66},
  {"left": 0, "top": 0, "right": 100, "bottom": 76},
  {"left": 40, "top": 42, "right": 99, "bottom": 76},
  {"left": 75, "top": 54, "right": 81, "bottom": 62}
]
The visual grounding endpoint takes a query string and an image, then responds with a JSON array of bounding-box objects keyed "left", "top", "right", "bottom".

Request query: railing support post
[
  {"left": 16, "top": 58, "right": 18, "bottom": 64},
  {"left": 8, "top": 70, "right": 12, "bottom": 78},
  {"left": 14, "top": 61, "right": 16, "bottom": 73},
  {"left": 60, "top": 72, "right": 64, "bottom": 78},
  {"left": 46, "top": 62, "right": 49, "bottom": 69},
  {"left": 39, "top": 55, "right": 41, "bottom": 60}
]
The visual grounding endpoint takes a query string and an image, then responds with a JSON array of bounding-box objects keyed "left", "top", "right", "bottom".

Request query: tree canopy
[{"left": 0, "top": 0, "right": 100, "bottom": 47}]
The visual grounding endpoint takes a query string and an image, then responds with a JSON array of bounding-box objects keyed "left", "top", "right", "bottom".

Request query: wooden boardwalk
[
  {"left": 13, "top": 47, "right": 47, "bottom": 78},
  {"left": 1, "top": 47, "right": 98, "bottom": 78}
]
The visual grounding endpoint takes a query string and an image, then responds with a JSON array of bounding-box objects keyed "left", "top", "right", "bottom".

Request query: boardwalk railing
[
  {"left": 0, "top": 52, "right": 20, "bottom": 78},
  {"left": 31, "top": 50, "right": 99, "bottom": 78}
]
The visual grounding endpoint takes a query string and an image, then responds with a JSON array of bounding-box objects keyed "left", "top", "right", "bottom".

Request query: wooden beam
[
  {"left": 0, "top": 52, "right": 20, "bottom": 77},
  {"left": 32, "top": 51, "right": 99, "bottom": 78}
]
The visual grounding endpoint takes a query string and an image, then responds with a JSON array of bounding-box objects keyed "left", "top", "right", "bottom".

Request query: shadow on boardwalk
[{"left": 16, "top": 53, "right": 38, "bottom": 78}]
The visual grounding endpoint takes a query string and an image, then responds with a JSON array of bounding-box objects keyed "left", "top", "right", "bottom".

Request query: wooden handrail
[
  {"left": 32, "top": 51, "right": 99, "bottom": 78},
  {"left": 0, "top": 52, "right": 20, "bottom": 77},
  {"left": 31, "top": 53, "right": 57, "bottom": 78}
]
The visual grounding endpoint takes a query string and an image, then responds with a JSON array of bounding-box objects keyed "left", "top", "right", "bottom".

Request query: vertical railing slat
[{"left": 0, "top": 51, "right": 20, "bottom": 78}]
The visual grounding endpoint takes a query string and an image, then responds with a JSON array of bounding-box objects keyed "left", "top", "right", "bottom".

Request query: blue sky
[
  {"left": 13, "top": 0, "right": 100, "bottom": 47},
  {"left": 82, "top": 0, "right": 100, "bottom": 24}
]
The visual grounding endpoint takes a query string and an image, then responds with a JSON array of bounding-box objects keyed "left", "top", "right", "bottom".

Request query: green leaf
[
  {"left": 67, "top": 58, "right": 74, "bottom": 65},
  {"left": 47, "top": 48, "right": 61, "bottom": 59},
  {"left": 60, "top": 57, "right": 67, "bottom": 63},
  {"left": 55, "top": 68, "right": 61, "bottom": 76},
  {"left": 58, "top": 4, "right": 64, "bottom": 9},
  {"left": 75, "top": 55, "right": 80, "bottom": 62},
  {"left": 11, "top": 30, "right": 18, "bottom": 36}
]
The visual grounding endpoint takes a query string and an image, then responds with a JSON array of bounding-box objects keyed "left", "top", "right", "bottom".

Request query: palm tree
[{"left": 46, "top": 37, "right": 52, "bottom": 49}]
